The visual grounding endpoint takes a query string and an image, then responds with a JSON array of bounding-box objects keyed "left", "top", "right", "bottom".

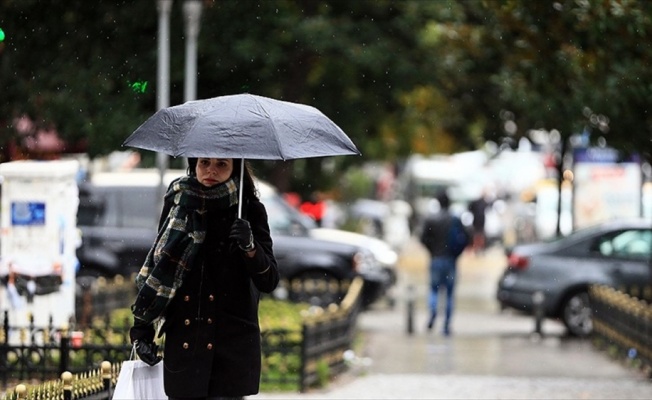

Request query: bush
[{"left": 259, "top": 297, "right": 307, "bottom": 331}]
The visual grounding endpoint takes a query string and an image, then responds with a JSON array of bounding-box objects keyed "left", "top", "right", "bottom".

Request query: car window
[
  {"left": 115, "top": 187, "right": 160, "bottom": 229},
  {"left": 597, "top": 229, "right": 652, "bottom": 260},
  {"left": 260, "top": 191, "right": 312, "bottom": 236},
  {"left": 77, "top": 186, "right": 160, "bottom": 229},
  {"left": 77, "top": 188, "right": 104, "bottom": 226}
]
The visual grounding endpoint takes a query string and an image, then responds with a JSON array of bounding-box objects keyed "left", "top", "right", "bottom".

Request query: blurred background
[
  {"left": 1, "top": 3, "right": 652, "bottom": 395},
  {"left": 1, "top": 0, "right": 651, "bottom": 242}
]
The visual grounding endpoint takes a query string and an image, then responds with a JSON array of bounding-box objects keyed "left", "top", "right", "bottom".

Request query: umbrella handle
[{"left": 238, "top": 158, "right": 244, "bottom": 219}]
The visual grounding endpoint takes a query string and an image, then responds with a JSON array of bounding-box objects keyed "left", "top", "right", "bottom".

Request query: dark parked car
[
  {"left": 76, "top": 170, "right": 384, "bottom": 307},
  {"left": 497, "top": 219, "right": 651, "bottom": 337},
  {"left": 76, "top": 182, "right": 161, "bottom": 278},
  {"left": 257, "top": 180, "right": 397, "bottom": 308}
]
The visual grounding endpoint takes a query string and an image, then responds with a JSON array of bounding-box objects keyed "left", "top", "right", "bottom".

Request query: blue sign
[
  {"left": 573, "top": 147, "right": 619, "bottom": 163},
  {"left": 574, "top": 147, "right": 640, "bottom": 163},
  {"left": 11, "top": 202, "right": 46, "bottom": 226}
]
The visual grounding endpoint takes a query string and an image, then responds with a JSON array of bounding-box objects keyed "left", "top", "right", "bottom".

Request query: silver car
[{"left": 497, "top": 219, "right": 651, "bottom": 336}]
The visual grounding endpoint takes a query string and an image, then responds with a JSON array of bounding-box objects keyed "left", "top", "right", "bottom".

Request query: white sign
[
  {"left": 0, "top": 160, "right": 80, "bottom": 334},
  {"left": 573, "top": 162, "right": 642, "bottom": 229}
]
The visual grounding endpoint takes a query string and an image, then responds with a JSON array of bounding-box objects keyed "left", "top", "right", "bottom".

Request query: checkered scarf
[{"left": 132, "top": 175, "right": 239, "bottom": 324}]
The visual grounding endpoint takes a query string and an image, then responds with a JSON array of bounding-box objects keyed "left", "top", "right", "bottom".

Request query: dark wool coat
[{"left": 158, "top": 195, "right": 279, "bottom": 398}]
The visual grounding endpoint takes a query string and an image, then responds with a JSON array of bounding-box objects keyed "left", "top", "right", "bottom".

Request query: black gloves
[
  {"left": 130, "top": 321, "right": 161, "bottom": 366},
  {"left": 134, "top": 339, "right": 162, "bottom": 366},
  {"left": 230, "top": 218, "right": 255, "bottom": 252}
]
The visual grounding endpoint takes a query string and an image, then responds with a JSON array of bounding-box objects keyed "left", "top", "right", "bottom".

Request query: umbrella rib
[{"left": 250, "top": 95, "right": 286, "bottom": 160}]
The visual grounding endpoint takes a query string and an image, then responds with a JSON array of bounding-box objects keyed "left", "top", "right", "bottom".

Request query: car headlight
[{"left": 353, "top": 248, "right": 383, "bottom": 275}]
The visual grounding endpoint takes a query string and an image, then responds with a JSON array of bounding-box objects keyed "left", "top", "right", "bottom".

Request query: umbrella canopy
[{"left": 122, "top": 93, "right": 360, "bottom": 160}]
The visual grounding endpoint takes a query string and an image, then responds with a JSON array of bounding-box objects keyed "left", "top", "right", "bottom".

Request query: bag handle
[{"left": 130, "top": 343, "right": 137, "bottom": 360}]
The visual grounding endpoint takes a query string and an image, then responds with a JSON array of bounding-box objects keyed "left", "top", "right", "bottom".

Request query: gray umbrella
[
  {"left": 123, "top": 93, "right": 360, "bottom": 216},
  {"left": 122, "top": 93, "right": 360, "bottom": 160}
]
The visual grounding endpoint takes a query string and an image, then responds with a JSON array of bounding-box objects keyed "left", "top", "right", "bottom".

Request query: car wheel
[
  {"left": 288, "top": 270, "right": 343, "bottom": 307},
  {"left": 561, "top": 291, "right": 592, "bottom": 337}
]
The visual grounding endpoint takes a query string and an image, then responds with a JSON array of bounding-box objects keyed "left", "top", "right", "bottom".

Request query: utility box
[{"left": 0, "top": 160, "right": 80, "bottom": 333}]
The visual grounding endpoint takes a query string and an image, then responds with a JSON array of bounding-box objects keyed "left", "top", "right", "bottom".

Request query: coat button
[
  {"left": 208, "top": 295, "right": 214, "bottom": 301},
  {"left": 184, "top": 295, "right": 190, "bottom": 302},
  {"left": 184, "top": 319, "right": 190, "bottom": 326},
  {"left": 183, "top": 342, "right": 189, "bottom": 349},
  {"left": 207, "top": 318, "right": 213, "bottom": 324},
  {"left": 207, "top": 343, "right": 213, "bottom": 350}
]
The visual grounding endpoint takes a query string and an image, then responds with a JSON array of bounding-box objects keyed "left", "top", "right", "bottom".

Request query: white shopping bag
[{"left": 113, "top": 360, "right": 166, "bottom": 399}]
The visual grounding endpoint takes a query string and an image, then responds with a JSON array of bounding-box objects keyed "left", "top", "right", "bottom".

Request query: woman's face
[{"left": 195, "top": 158, "right": 234, "bottom": 187}]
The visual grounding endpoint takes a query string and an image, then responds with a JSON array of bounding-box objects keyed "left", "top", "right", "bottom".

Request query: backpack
[{"left": 446, "top": 215, "right": 469, "bottom": 257}]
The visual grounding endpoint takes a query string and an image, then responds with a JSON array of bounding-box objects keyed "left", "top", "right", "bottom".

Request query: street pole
[
  {"left": 183, "top": 0, "right": 202, "bottom": 103},
  {"left": 182, "top": 0, "right": 202, "bottom": 172},
  {"left": 156, "top": 0, "right": 173, "bottom": 204}
]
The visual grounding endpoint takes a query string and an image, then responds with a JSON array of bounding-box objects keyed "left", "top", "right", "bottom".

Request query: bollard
[
  {"left": 406, "top": 284, "right": 415, "bottom": 335},
  {"left": 532, "top": 290, "right": 545, "bottom": 336}
]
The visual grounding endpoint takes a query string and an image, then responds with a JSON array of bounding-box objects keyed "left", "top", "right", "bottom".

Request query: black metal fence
[
  {"left": 300, "top": 277, "right": 362, "bottom": 391},
  {"left": 0, "top": 311, "right": 132, "bottom": 392},
  {"left": 1, "top": 276, "right": 364, "bottom": 398},
  {"left": 255, "top": 277, "right": 363, "bottom": 392},
  {"left": 590, "top": 284, "right": 652, "bottom": 378},
  {"left": 4, "top": 362, "right": 116, "bottom": 400},
  {"left": 76, "top": 275, "right": 136, "bottom": 327}
]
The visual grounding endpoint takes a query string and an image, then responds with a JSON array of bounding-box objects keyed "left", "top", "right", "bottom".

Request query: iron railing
[
  {"left": 590, "top": 284, "right": 652, "bottom": 378},
  {"left": 1, "top": 276, "right": 364, "bottom": 398}
]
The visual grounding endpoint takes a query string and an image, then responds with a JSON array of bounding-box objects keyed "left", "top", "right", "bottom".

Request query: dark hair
[
  {"left": 187, "top": 158, "right": 259, "bottom": 200},
  {"left": 187, "top": 158, "right": 198, "bottom": 176}
]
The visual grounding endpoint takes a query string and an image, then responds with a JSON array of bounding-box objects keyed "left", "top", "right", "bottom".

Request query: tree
[
  {"left": 2, "top": 0, "right": 650, "bottom": 197},
  {"left": 194, "top": 0, "right": 450, "bottom": 192},
  {"left": 435, "top": 0, "right": 652, "bottom": 233},
  {"left": 0, "top": 0, "right": 161, "bottom": 160},
  {"left": 0, "top": 1, "right": 452, "bottom": 192},
  {"left": 469, "top": 0, "right": 651, "bottom": 162}
]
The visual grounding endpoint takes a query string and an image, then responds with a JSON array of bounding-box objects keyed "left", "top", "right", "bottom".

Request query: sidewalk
[{"left": 255, "top": 240, "right": 652, "bottom": 399}]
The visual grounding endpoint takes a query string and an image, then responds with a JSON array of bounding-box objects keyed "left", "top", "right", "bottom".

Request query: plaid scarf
[{"left": 132, "top": 175, "right": 239, "bottom": 324}]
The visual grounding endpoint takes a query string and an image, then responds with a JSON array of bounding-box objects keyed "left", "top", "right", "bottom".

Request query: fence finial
[
  {"left": 15, "top": 384, "right": 27, "bottom": 399},
  {"left": 62, "top": 371, "right": 73, "bottom": 387},
  {"left": 101, "top": 361, "right": 112, "bottom": 379},
  {"left": 62, "top": 371, "right": 73, "bottom": 400}
]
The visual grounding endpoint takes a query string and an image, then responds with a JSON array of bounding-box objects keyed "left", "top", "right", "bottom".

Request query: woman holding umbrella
[{"left": 129, "top": 157, "right": 279, "bottom": 399}]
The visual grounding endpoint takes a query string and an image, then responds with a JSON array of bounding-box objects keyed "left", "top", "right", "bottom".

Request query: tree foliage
[
  {"left": 0, "top": 0, "right": 159, "bottom": 157},
  {"left": 1, "top": 0, "right": 650, "bottom": 191},
  {"left": 438, "top": 0, "right": 652, "bottom": 162}
]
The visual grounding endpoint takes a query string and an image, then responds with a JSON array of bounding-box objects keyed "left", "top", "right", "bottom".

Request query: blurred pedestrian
[
  {"left": 129, "top": 157, "right": 279, "bottom": 399},
  {"left": 419, "top": 189, "right": 470, "bottom": 336},
  {"left": 468, "top": 190, "right": 490, "bottom": 254}
]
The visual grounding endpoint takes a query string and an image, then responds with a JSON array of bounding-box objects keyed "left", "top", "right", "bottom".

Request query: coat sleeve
[{"left": 241, "top": 199, "right": 279, "bottom": 293}]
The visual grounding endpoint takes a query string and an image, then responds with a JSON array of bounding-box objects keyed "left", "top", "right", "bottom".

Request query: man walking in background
[{"left": 419, "top": 190, "right": 470, "bottom": 336}]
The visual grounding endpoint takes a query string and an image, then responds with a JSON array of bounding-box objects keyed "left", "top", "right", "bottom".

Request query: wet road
[{"left": 255, "top": 239, "right": 652, "bottom": 399}]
